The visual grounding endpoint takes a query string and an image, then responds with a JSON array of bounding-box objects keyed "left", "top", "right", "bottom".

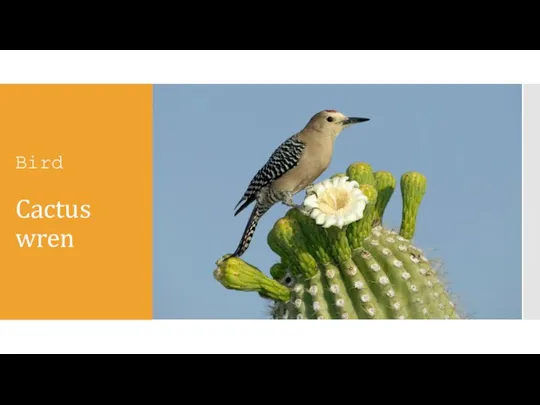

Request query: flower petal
[
  {"left": 338, "top": 176, "right": 349, "bottom": 187},
  {"left": 353, "top": 195, "right": 369, "bottom": 206},
  {"left": 357, "top": 200, "right": 367, "bottom": 210},
  {"left": 307, "top": 176, "right": 373, "bottom": 229},
  {"left": 303, "top": 194, "right": 319, "bottom": 210},
  {"left": 310, "top": 208, "right": 322, "bottom": 219},
  {"left": 315, "top": 213, "right": 326, "bottom": 225},
  {"left": 322, "top": 178, "right": 333, "bottom": 189},
  {"left": 344, "top": 212, "right": 359, "bottom": 225},
  {"left": 312, "top": 183, "right": 326, "bottom": 196},
  {"left": 323, "top": 215, "right": 337, "bottom": 228},
  {"left": 343, "top": 181, "right": 355, "bottom": 192},
  {"left": 351, "top": 201, "right": 367, "bottom": 216}
]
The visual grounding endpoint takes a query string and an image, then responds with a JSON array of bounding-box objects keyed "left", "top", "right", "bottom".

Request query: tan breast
[{"left": 271, "top": 136, "right": 334, "bottom": 195}]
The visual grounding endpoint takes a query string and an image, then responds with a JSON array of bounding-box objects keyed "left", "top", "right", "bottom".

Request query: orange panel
[{"left": 0, "top": 84, "right": 153, "bottom": 319}]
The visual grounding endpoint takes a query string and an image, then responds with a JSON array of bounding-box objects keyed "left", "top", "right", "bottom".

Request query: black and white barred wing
[{"left": 234, "top": 135, "right": 306, "bottom": 216}]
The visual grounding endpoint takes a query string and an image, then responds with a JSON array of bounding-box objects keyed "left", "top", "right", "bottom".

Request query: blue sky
[{"left": 153, "top": 84, "right": 522, "bottom": 319}]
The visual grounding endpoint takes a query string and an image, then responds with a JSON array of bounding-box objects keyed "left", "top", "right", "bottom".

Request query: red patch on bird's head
[{"left": 325, "top": 109, "right": 337, "bottom": 113}]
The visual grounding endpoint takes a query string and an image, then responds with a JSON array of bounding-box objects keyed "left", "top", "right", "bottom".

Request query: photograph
[{"left": 153, "top": 83, "right": 522, "bottom": 320}]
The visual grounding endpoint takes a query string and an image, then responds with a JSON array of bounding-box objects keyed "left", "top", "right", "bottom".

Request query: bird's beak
[{"left": 342, "top": 117, "right": 370, "bottom": 126}]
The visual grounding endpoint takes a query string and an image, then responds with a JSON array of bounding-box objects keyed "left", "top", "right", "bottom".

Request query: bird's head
[{"left": 306, "top": 110, "right": 370, "bottom": 139}]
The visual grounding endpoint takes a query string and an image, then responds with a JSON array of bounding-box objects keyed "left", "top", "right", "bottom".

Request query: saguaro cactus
[{"left": 214, "top": 162, "right": 460, "bottom": 320}]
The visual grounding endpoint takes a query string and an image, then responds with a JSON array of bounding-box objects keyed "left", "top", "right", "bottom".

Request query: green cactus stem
[
  {"left": 373, "top": 171, "right": 396, "bottom": 226},
  {"left": 399, "top": 172, "right": 427, "bottom": 240},
  {"left": 214, "top": 161, "right": 460, "bottom": 320},
  {"left": 346, "top": 162, "right": 376, "bottom": 187},
  {"left": 346, "top": 184, "right": 378, "bottom": 249},
  {"left": 214, "top": 255, "right": 291, "bottom": 302}
]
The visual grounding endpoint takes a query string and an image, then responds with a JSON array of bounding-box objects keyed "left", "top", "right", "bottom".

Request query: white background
[{"left": 0, "top": 50, "right": 536, "bottom": 354}]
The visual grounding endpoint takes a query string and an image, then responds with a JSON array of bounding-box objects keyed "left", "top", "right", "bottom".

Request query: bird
[{"left": 231, "top": 109, "right": 370, "bottom": 257}]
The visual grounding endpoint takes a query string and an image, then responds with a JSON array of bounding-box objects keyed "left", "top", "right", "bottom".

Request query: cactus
[{"left": 214, "top": 162, "right": 460, "bottom": 320}]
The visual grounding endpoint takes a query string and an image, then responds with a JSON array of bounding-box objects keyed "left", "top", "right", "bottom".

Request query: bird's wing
[{"left": 234, "top": 134, "right": 306, "bottom": 216}]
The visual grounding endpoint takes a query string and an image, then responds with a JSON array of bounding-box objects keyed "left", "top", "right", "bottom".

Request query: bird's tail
[{"left": 232, "top": 203, "right": 270, "bottom": 257}]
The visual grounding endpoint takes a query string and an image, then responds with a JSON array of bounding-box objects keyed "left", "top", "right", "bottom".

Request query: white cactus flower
[{"left": 302, "top": 176, "right": 369, "bottom": 229}]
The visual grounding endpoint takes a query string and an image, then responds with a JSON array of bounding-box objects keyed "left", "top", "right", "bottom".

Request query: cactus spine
[{"left": 215, "top": 162, "right": 460, "bottom": 320}]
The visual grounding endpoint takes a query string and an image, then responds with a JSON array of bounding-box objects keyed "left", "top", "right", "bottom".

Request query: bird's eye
[{"left": 326, "top": 117, "right": 334, "bottom": 122}]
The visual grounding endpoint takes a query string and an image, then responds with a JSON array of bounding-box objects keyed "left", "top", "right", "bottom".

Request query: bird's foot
[
  {"left": 279, "top": 192, "right": 308, "bottom": 215},
  {"left": 305, "top": 183, "right": 316, "bottom": 196},
  {"left": 280, "top": 191, "right": 311, "bottom": 216},
  {"left": 280, "top": 191, "right": 295, "bottom": 207},
  {"left": 284, "top": 200, "right": 310, "bottom": 216},
  {"left": 216, "top": 253, "right": 234, "bottom": 266},
  {"left": 282, "top": 199, "right": 304, "bottom": 210},
  {"left": 296, "top": 205, "right": 311, "bottom": 216}
]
